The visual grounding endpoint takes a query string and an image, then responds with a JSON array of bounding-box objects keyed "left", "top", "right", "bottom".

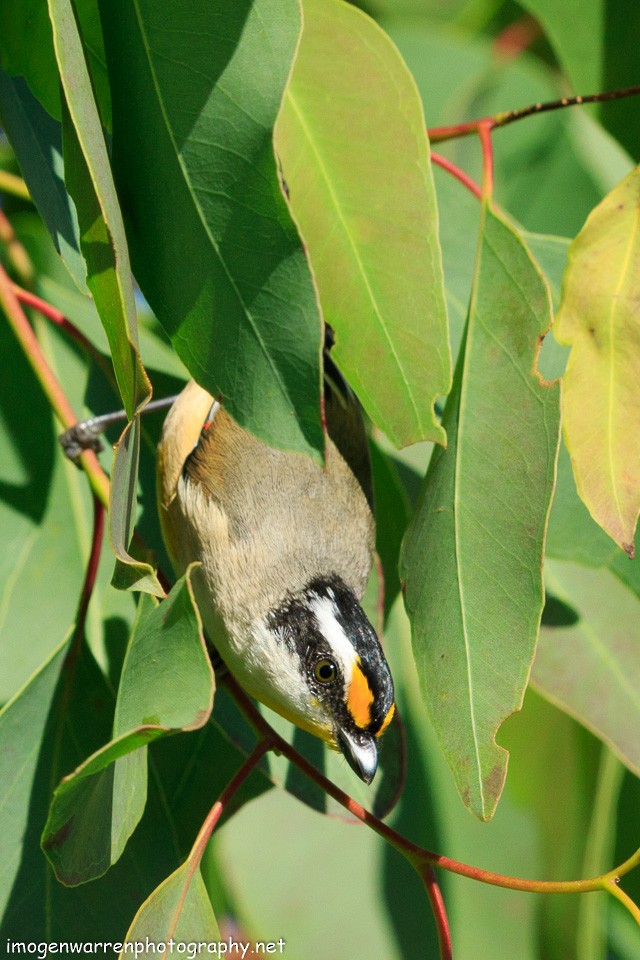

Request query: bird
[{"left": 156, "top": 338, "right": 395, "bottom": 784}]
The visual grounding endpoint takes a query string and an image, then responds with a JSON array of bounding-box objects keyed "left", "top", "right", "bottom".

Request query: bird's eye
[{"left": 314, "top": 658, "right": 337, "bottom": 684}]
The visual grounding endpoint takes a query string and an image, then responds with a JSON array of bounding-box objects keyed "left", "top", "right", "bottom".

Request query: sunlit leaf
[
  {"left": 555, "top": 165, "right": 640, "bottom": 556},
  {"left": 42, "top": 572, "right": 214, "bottom": 885},
  {"left": 48, "top": 0, "right": 148, "bottom": 417},
  {"left": 534, "top": 560, "right": 640, "bottom": 777},
  {"left": 400, "top": 203, "right": 560, "bottom": 820},
  {"left": 276, "top": 0, "right": 450, "bottom": 448},
  {"left": 98, "top": 0, "right": 324, "bottom": 460}
]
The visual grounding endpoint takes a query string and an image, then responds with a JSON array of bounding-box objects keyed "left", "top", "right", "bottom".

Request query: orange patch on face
[
  {"left": 347, "top": 663, "right": 374, "bottom": 729},
  {"left": 376, "top": 702, "right": 395, "bottom": 738}
]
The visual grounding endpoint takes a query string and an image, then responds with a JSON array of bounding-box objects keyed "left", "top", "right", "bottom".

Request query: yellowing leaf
[{"left": 556, "top": 165, "right": 640, "bottom": 556}]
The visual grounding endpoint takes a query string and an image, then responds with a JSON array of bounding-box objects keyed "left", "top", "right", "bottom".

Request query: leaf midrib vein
[
  {"left": 284, "top": 87, "right": 424, "bottom": 433},
  {"left": 132, "top": 2, "right": 296, "bottom": 410}
]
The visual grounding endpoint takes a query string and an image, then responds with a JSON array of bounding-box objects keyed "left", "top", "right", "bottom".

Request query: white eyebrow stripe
[{"left": 308, "top": 595, "right": 356, "bottom": 686}]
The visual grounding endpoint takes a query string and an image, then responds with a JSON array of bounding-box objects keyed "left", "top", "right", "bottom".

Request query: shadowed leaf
[
  {"left": 98, "top": 0, "right": 324, "bottom": 460},
  {"left": 42, "top": 571, "right": 214, "bottom": 885},
  {"left": 555, "top": 164, "right": 640, "bottom": 556},
  {"left": 400, "top": 203, "right": 560, "bottom": 820},
  {"left": 276, "top": 0, "right": 450, "bottom": 448},
  {"left": 48, "top": 0, "right": 148, "bottom": 416},
  {"left": 0, "top": 73, "right": 87, "bottom": 291},
  {"left": 0, "top": 636, "right": 181, "bottom": 939},
  {"left": 109, "top": 417, "right": 164, "bottom": 596},
  {"left": 47, "top": 0, "right": 160, "bottom": 591},
  {"left": 534, "top": 560, "right": 640, "bottom": 777}
]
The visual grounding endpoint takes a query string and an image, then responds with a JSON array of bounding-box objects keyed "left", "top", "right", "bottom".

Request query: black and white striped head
[{"left": 264, "top": 575, "right": 395, "bottom": 783}]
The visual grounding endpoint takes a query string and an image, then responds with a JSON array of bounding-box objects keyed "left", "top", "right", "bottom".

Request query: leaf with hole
[{"left": 555, "top": 164, "right": 640, "bottom": 556}]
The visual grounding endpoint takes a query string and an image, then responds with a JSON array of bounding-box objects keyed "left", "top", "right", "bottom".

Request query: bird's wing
[{"left": 323, "top": 335, "right": 374, "bottom": 515}]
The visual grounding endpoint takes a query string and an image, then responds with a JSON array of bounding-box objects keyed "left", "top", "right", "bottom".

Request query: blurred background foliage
[{"left": 1, "top": 0, "right": 639, "bottom": 956}]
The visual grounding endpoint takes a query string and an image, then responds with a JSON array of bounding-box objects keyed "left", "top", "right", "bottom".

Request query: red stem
[
  {"left": 431, "top": 153, "right": 482, "bottom": 200},
  {"left": 0, "top": 264, "right": 111, "bottom": 505},
  {"left": 478, "top": 121, "right": 494, "bottom": 200},
  {"left": 225, "top": 676, "right": 640, "bottom": 896},
  {"left": 419, "top": 865, "right": 453, "bottom": 960},
  {"left": 189, "top": 739, "right": 271, "bottom": 866},
  {"left": 12, "top": 283, "right": 114, "bottom": 382}
]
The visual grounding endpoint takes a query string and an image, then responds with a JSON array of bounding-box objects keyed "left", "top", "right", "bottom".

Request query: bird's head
[{"left": 249, "top": 575, "right": 395, "bottom": 784}]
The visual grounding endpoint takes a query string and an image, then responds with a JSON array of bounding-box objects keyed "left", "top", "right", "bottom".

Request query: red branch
[
  {"left": 478, "top": 121, "right": 494, "bottom": 199},
  {"left": 420, "top": 865, "right": 453, "bottom": 960},
  {"left": 431, "top": 153, "right": 482, "bottom": 200},
  {"left": 12, "top": 283, "right": 115, "bottom": 384}
]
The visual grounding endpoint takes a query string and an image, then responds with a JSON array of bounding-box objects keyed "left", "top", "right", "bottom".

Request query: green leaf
[
  {"left": 370, "top": 440, "right": 411, "bottom": 621},
  {"left": 0, "top": 314, "right": 91, "bottom": 702},
  {"left": 400, "top": 204, "right": 560, "bottom": 820},
  {"left": 98, "top": 0, "right": 324, "bottom": 460},
  {"left": 0, "top": 634, "right": 181, "bottom": 939},
  {"left": 47, "top": 0, "right": 157, "bottom": 592},
  {"left": 42, "top": 572, "right": 214, "bottom": 885},
  {"left": 0, "top": 0, "right": 110, "bottom": 127},
  {"left": 534, "top": 560, "right": 640, "bottom": 777},
  {"left": 555, "top": 165, "right": 640, "bottom": 556},
  {"left": 56, "top": 78, "right": 148, "bottom": 419},
  {"left": 0, "top": 73, "right": 87, "bottom": 291},
  {"left": 109, "top": 417, "right": 164, "bottom": 597},
  {"left": 276, "top": 0, "right": 451, "bottom": 447},
  {"left": 0, "top": 0, "right": 61, "bottom": 119},
  {"left": 121, "top": 860, "right": 218, "bottom": 954}
]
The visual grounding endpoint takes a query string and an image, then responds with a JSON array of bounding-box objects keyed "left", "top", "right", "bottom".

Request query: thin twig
[
  {"left": 431, "top": 153, "right": 482, "bottom": 200},
  {"left": 0, "top": 169, "right": 30, "bottom": 201},
  {"left": 478, "top": 121, "right": 494, "bottom": 200},
  {"left": 418, "top": 864, "right": 453, "bottom": 959},
  {"left": 224, "top": 674, "right": 640, "bottom": 899},
  {"left": 0, "top": 208, "right": 34, "bottom": 285},
  {"left": 428, "top": 84, "right": 640, "bottom": 144},
  {"left": 0, "top": 261, "right": 110, "bottom": 506},
  {"left": 12, "top": 283, "right": 116, "bottom": 385}
]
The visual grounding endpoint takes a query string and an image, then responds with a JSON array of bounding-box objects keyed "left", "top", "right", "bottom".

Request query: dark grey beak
[{"left": 337, "top": 726, "right": 378, "bottom": 784}]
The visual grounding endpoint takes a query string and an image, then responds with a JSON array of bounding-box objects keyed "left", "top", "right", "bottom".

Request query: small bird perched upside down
[{"left": 156, "top": 348, "right": 395, "bottom": 783}]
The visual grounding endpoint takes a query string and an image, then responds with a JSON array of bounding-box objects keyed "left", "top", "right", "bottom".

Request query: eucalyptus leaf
[
  {"left": 48, "top": 0, "right": 149, "bottom": 417},
  {"left": 98, "top": 0, "right": 324, "bottom": 460},
  {"left": 0, "top": 635, "right": 181, "bottom": 939},
  {"left": 121, "top": 862, "right": 219, "bottom": 956},
  {"left": 400, "top": 203, "right": 560, "bottom": 821},
  {"left": 42, "top": 572, "right": 214, "bottom": 885},
  {"left": 555, "top": 164, "right": 640, "bottom": 556},
  {"left": 276, "top": 0, "right": 451, "bottom": 447},
  {"left": 534, "top": 560, "right": 640, "bottom": 778},
  {"left": 0, "top": 72, "right": 87, "bottom": 291}
]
